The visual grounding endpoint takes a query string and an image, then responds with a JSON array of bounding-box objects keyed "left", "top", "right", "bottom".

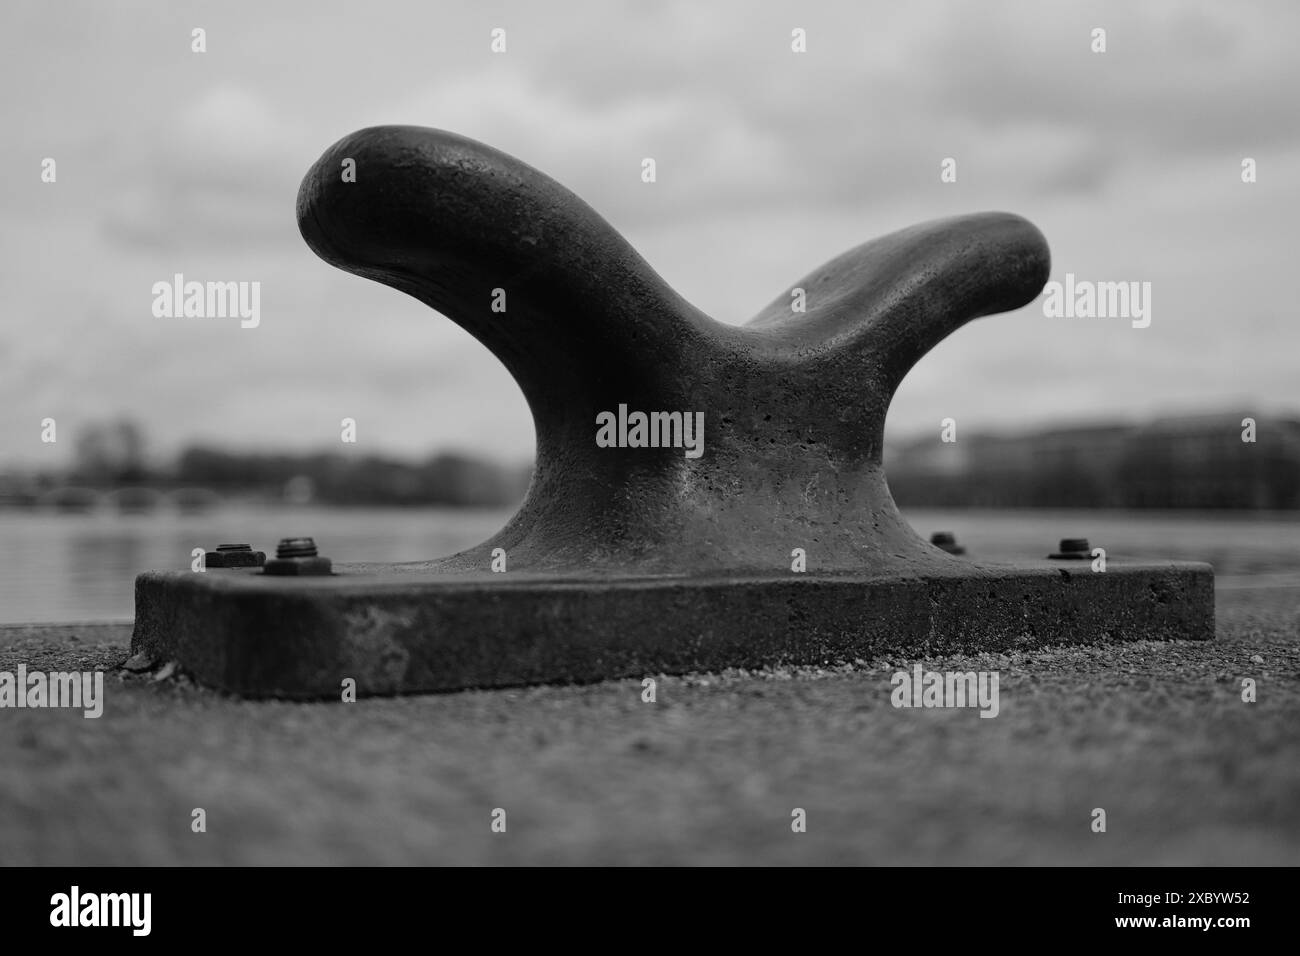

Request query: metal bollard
[{"left": 131, "top": 126, "right": 1214, "bottom": 698}]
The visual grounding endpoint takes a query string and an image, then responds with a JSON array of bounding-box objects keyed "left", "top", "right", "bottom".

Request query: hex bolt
[
  {"left": 930, "top": 531, "right": 966, "bottom": 555},
  {"left": 1048, "top": 538, "right": 1091, "bottom": 560},
  {"left": 277, "top": 538, "right": 318, "bottom": 558},
  {"left": 204, "top": 542, "right": 266, "bottom": 568},
  {"left": 263, "top": 537, "right": 333, "bottom": 576}
]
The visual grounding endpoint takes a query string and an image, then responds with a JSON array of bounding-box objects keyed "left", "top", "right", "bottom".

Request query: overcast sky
[{"left": 2, "top": 0, "right": 1296, "bottom": 468}]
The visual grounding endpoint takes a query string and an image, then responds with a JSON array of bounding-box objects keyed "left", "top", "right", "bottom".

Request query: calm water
[{"left": 0, "top": 505, "right": 1296, "bottom": 623}]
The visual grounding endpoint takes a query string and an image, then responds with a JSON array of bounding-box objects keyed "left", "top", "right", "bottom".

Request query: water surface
[{"left": 0, "top": 506, "right": 1295, "bottom": 623}]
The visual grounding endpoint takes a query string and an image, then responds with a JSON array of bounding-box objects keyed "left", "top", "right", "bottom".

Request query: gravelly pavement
[{"left": 1, "top": 587, "right": 1296, "bottom": 865}]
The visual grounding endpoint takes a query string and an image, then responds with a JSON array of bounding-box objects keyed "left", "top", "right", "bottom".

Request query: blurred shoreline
[
  {"left": 1, "top": 504, "right": 1296, "bottom": 624},
  {"left": 6, "top": 410, "right": 1297, "bottom": 514}
]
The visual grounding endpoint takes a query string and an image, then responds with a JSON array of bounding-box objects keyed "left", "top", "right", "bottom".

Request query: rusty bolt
[
  {"left": 263, "top": 537, "right": 333, "bottom": 576},
  {"left": 204, "top": 543, "right": 266, "bottom": 568},
  {"left": 929, "top": 531, "right": 965, "bottom": 555},
  {"left": 1048, "top": 538, "right": 1091, "bottom": 560}
]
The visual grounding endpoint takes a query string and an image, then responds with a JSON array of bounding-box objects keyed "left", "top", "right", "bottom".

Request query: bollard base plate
[{"left": 130, "top": 560, "right": 1214, "bottom": 699}]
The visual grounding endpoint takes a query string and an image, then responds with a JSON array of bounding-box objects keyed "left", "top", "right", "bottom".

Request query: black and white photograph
[{"left": 0, "top": 0, "right": 1293, "bottom": 925}]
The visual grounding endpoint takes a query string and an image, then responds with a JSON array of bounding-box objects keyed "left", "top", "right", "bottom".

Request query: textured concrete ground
[{"left": 1, "top": 586, "right": 1296, "bottom": 865}]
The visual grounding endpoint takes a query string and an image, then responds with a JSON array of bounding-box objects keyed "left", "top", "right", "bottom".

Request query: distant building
[
  {"left": 888, "top": 413, "right": 1300, "bottom": 509},
  {"left": 1118, "top": 414, "right": 1300, "bottom": 509}
]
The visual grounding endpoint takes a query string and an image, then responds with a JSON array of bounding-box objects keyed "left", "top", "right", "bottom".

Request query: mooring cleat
[{"left": 132, "top": 126, "right": 1213, "bottom": 698}]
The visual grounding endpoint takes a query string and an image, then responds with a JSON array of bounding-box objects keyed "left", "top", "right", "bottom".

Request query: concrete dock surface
[{"left": 1, "top": 586, "right": 1296, "bottom": 865}]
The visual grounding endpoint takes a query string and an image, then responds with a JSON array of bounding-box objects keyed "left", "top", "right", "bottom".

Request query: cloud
[
  {"left": 0, "top": 0, "right": 1296, "bottom": 470},
  {"left": 100, "top": 85, "right": 306, "bottom": 251}
]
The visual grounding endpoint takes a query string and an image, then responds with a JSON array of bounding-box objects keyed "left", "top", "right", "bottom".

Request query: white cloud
[{"left": 0, "top": 0, "right": 1296, "bottom": 469}]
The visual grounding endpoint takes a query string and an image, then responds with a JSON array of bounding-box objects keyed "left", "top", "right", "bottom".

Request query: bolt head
[
  {"left": 205, "top": 548, "right": 266, "bottom": 568},
  {"left": 929, "top": 530, "right": 966, "bottom": 555},
  {"left": 276, "top": 537, "right": 319, "bottom": 559},
  {"left": 1048, "top": 538, "right": 1091, "bottom": 560}
]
